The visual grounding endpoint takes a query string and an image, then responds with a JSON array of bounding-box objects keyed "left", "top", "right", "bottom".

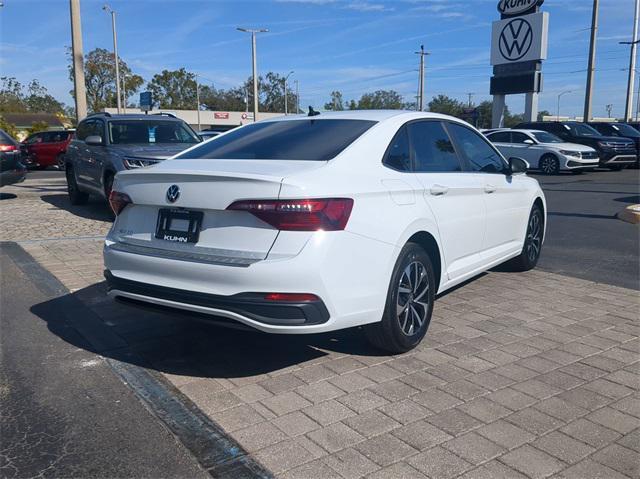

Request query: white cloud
[{"left": 343, "top": 1, "right": 393, "bottom": 12}]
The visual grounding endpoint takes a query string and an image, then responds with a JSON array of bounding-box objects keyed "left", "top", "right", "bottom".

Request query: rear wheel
[
  {"left": 56, "top": 153, "right": 66, "bottom": 170},
  {"left": 507, "top": 205, "right": 543, "bottom": 272},
  {"left": 539, "top": 154, "right": 560, "bottom": 175},
  {"left": 364, "top": 243, "right": 435, "bottom": 353},
  {"left": 66, "top": 166, "right": 89, "bottom": 205}
]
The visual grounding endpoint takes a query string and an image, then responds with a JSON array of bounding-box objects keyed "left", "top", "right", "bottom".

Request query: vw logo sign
[
  {"left": 499, "top": 17, "right": 533, "bottom": 61},
  {"left": 166, "top": 184, "right": 180, "bottom": 203}
]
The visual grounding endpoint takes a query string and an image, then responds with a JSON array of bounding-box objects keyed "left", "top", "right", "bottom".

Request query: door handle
[
  {"left": 430, "top": 184, "right": 449, "bottom": 196},
  {"left": 485, "top": 184, "right": 496, "bottom": 194}
]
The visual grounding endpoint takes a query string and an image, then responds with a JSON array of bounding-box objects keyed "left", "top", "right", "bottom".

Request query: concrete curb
[{"left": 618, "top": 204, "right": 640, "bottom": 224}]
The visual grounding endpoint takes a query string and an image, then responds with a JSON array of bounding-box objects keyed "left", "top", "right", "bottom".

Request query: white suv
[
  {"left": 486, "top": 129, "right": 599, "bottom": 174},
  {"left": 104, "top": 111, "right": 546, "bottom": 353}
]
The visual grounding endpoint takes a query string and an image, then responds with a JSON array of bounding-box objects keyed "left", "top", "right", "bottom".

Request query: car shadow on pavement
[
  {"left": 31, "top": 281, "right": 390, "bottom": 381},
  {"left": 41, "top": 194, "right": 114, "bottom": 222},
  {"left": 0, "top": 193, "right": 18, "bottom": 200}
]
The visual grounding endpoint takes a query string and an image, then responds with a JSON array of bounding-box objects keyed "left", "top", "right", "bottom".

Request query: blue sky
[{"left": 0, "top": 0, "right": 635, "bottom": 117}]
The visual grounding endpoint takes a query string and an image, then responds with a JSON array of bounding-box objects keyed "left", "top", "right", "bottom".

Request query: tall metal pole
[
  {"left": 557, "top": 90, "right": 572, "bottom": 121},
  {"left": 583, "top": 0, "right": 599, "bottom": 122},
  {"left": 283, "top": 71, "right": 294, "bottom": 115},
  {"left": 121, "top": 74, "right": 127, "bottom": 113},
  {"left": 636, "top": 71, "right": 640, "bottom": 121},
  {"left": 103, "top": 5, "right": 122, "bottom": 114},
  {"left": 237, "top": 28, "right": 268, "bottom": 122},
  {"left": 295, "top": 80, "right": 299, "bottom": 114},
  {"left": 415, "top": 45, "right": 430, "bottom": 112},
  {"left": 195, "top": 74, "right": 201, "bottom": 131},
  {"left": 623, "top": 0, "right": 639, "bottom": 122},
  {"left": 69, "top": 0, "right": 87, "bottom": 121}
]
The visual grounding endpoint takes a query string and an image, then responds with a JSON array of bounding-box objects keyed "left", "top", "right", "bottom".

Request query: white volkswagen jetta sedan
[
  {"left": 104, "top": 111, "right": 546, "bottom": 353},
  {"left": 485, "top": 129, "right": 600, "bottom": 174}
]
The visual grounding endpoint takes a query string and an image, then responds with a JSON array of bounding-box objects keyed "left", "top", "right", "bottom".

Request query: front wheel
[
  {"left": 66, "top": 166, "right": 89, "bottom": 205},
  {"left": 539, "top": 154, "right": 560, "bottom": 175},
  {"left": 506, "top": 205, "right": 544, "bottom": 272},
  {"left": 364, "top": 243, "right": 435, "bottom": 353}
]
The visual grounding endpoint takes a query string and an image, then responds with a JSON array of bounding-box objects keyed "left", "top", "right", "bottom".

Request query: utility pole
[
  {"left": 557, "top": 90, "right": 572, "bottom": 120},
  {"left": 583, "top": 0, "right": 599, "bottom": 122},
  {"left": 69, "top": 0, "right": 87, "bottom": 121},
  {"left": 103, "top": 4, "right": 121, "bottom": 114},
  {"left": 195, "top": 74, "right": 201, "bottom": 131},
  {"left": 415, "top": 45, "right": 429, "bottom": 111},
  {"left": 467, "top": 93, "right": 474, "bottom": 108},
  {"left": 283, "top": 70, "right": 294, "bottom": 115},
  {"left": 295, "top": 80, "right": 299, "bottom": 114},
  {"left": 621, "top": 0, "right": 639, "bottom": 122},
  {"left": 237, "top": 27, "right": 268, "bottom": 122},
  {"left": 605, "top": 104, "right": 613, "bottom": 118},
  {"left": 121, "top": 74, "right": 128, "bottom": 113}
]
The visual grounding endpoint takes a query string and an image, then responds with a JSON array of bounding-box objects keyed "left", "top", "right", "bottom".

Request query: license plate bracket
[{"left": 155, "top": 209, "right": 203, "bottom": 243}]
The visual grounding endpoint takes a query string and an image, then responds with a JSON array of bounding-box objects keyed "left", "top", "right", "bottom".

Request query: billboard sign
[
  {"left": 139, "top": 91, "right": 152, "bottom": 111},
  {"left": 491, "top": 12, "right": 548, "bottom": 66},
  {"left": 214, "top": 112, "right": 230, "bottom": 119},
  {"left": 497, "top": 0, "right": 544, "bottom": 16}
]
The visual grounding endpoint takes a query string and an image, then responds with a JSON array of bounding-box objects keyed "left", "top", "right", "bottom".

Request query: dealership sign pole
[{"left": 490, "top": 0, "right": 548, "bottom": 127}]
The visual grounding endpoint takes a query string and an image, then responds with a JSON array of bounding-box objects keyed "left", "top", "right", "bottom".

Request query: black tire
[
  {"left": 507, "top": 205, "right": 544, "bottom": 272},
  {"left": 539, "top": 154, "right": 560, "bottom": 175},
  {"left": 66, "top": 166, "right": 89, "bottom": 205},
  {"left": 364, "top": 242, "right": 435, "bottom": 353},
  {"left": 56, "top": 153, "right": 66, "bottom": 170},
  {"left": 104, "top": 173, "right": 114, "bottom": 200}
]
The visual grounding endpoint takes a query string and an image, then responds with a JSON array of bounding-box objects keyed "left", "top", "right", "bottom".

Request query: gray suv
[{"left": 65, "top": 112, "right": 200, "bottom": 205}]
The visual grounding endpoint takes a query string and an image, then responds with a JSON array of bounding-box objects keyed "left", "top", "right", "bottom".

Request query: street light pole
[
  {"left": 195, "top": 74, "right": 201, "bottom": 131},
  {"left": 295, "top": 80, "right": 299, "bottom": 114},
  {"left": 283, "top": 70, "right": 294, "bottom": 115},
  {"left": 237, "top": 27, "right": 268, "bottom": 122},
  {"left": 557, "top": 90, "right": 572, "bottom": 121},
  {"left": 69, "top": 0, "right": 87, "bottom": 121},
  {"left": 583, "top": 0, "right": 599, "bottom": 122},
  {"left": 415, "top": 45, "right": 430, "bottom": 111},
  {"left": 621, "top": 0, "right": 640, "bottom": 122},
  {"left": 103, "top": 4, "right": 121, "bottom": 114}
]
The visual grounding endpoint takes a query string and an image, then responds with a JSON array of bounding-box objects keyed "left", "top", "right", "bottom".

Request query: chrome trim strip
[
  {"left": 606, "top": 155, "right": 637, "bottom": 164},
  {"left": 107, "top": 241, "right": 261, "bottom": 267}
]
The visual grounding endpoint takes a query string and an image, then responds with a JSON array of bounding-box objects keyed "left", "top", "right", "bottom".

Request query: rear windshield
[
  {"left": 0, "top": 130, "right": 16, "bottom": 144},
  {"left": 108, "top": 120, "right": 200, "bottom": 145},
  {"left": 176, "top": 119, "right": 377, "bottom": 161}
]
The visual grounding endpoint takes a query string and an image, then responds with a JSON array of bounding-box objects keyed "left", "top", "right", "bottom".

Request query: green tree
[
  {"left": 347, "top": 99, "right": 357, "bottom": 110},
  {"left": 199, "top": 85, "right": 246, "bottom": 111},
  {"left": 0, "top": 115, "right": 19, "bottom": 137},
  {"left": 69, "top": 48, "right": 144, "bottom": 113},
  {"left": 356, "top": 90, "right": 403, "bottom": 109},
  {"left": 428, "top": 95, "right": 465, "bottom": 118},
  {"left": 537, "top": 110, "right": 551, "bottom": 121},
  {"left": 26, "top": 120, "right": 49, "bottom": 135},
  {"left": 324, "top": 91, "right": 344, "bottom": 111},
  {"left": 476, "top": 101, "right": 493, "bottom": 129},
  {"left": 148, "top": 68, "right": 197, "bottom": 109},
  {"left": 0, "top": 77, "right": 66, "bottom": 114}
]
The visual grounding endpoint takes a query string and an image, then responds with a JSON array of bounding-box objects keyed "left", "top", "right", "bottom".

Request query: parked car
[
  {"left": 21, "top": 130, "right": 74, "bottom": 170},
  {"left": 198, "top": 130, "right": 221, "bottom": 141},
  {"left": 104, "top": 111, "right": 546, "bottom": 353},
  {"left": 587, "top": 122, "right": 640, "bottom": 168},
  {"left": 515, "top": 121, "right": 636, "bottom": 170},
  {"left": 0, "top": 129, "right": 27, "bottom": 187},
  {"left": 65, "top": 112, "right": 201, "bottom": 205},
  {"left": 626, "top": 121, "right": 640, "bottom": 132},
  {"left": 486, "top": 129, "right": 599, "bottom": 174}
]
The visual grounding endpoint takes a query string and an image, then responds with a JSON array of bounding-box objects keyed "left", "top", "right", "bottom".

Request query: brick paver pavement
[{"left": 2, "top": 176, "right": 638, "bottom": 478}]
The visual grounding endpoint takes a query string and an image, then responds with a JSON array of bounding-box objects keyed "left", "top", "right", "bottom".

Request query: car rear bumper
[{"left": 103, "top": 231, "right": 397, "bottom": 334}]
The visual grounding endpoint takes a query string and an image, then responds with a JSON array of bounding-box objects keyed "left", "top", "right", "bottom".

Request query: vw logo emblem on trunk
[
  {"left": 499, "top": 18, "right": 533, "bottom": 61},
  {"left": 166, "top": 184, "right": 180, "bottom": 203}
]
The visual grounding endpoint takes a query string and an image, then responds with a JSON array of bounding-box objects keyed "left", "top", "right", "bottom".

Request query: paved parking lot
[{"left": 1, "top": 171, "right": 638, "bottom": 479}]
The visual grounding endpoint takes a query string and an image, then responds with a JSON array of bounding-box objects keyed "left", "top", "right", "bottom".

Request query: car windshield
[
  {"left": 0, "top": 130, "right": 16, "bottom": 144},
  {"left": 567, "top": 123, "right": 601, "bottom": 137},
  {"left": 176, "top": 119, "right": 377, "bottom": 161},
  {"left": 108, "top": 120, "right": 200, "bottom": 145},
  {"left": 611, "top": 123, "right": 640, "bottom": 137},
  {"left": 531, "top": 131, "right": 563, "bottom": 143}
]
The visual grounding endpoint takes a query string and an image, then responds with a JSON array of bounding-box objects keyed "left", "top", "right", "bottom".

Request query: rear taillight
[
  {"left": 227, "top": 198, "right": 353, "bottom": 231},
  {"left": 0, "top": 144, "right": 17, "bottom": 152},
  {"left": 108, "top": 190, "right": 132, "bottom": 215}
]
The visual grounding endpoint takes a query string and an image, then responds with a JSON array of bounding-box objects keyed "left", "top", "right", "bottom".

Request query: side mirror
[
  {"left": 508, "top": 157, "right": 529, "bottom": 175},
  {"left": 85, "top": 135, "right": 103, "bottom": 146},
  {"left": 523, "top": 139, "right": 535, "bottom": 145}
]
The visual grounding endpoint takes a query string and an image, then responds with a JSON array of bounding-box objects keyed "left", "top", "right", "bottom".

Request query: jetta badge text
[
  {"left": 166, "top": 184, "right": 180, "bottom": 203},
  {"left": 499, "top": 17, "right": 533, "bottom": 61},
  {"left": 498, "top": 0, "right": 543, "bottom": 16}
]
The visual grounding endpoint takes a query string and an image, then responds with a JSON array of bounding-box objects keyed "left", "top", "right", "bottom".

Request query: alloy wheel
[
  {"left": 540, "top": 156, "right": 557, "bottom": 174},
  {"left": 396, "top": 261, "right": 430, "bottom": 336},
  {"left": 525, "top": 212, "right": 542, "bottom": 262}
]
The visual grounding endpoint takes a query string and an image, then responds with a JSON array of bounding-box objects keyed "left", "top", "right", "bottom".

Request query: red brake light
[
  {"left": 227, "top": 198, "right": 353, "bottom": 231},
  {"left": 0, "top": 144, "right": 17, "bottom": 152},
  {"left": 264, "top": 293, "right": 320, "bottom": 302},
  {"left": 108, "top": 190, "right": 132, "bottom": 215}
]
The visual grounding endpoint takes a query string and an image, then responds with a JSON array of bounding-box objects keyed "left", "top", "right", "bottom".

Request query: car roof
[
  {"left": 261, "top": 110, "right": 467, "bottom": 123},
  {"left": 86, "top": 113, "right": 182, "bottom": 121}
]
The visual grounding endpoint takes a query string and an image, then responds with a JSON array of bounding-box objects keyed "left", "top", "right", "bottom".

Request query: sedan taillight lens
[
  {"left": 108, "top": 190, "right": 132, "bottom": 215},
  {"left": 0, "top": 144, "right": 17, "bottom": 152},
  {"left": 227, "top": 198, "right": 354, "bottom": 231}
]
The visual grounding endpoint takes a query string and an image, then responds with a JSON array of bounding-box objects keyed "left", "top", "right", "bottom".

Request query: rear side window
[
  {"left": 76, "top": 121, "right": 93, "bottom": 141},
  {"left": 383, "top": 126, "right": 411, "bottom": 171},
  {"left": 176, "top": 119, "right": 376, "bottom": 161},
  {"left": 487, "top": 131, "right": 511, "bottom": 143},
  {"left": 511, "top": 132, "right": 531, "bottom": 144},
  {"left": 448, "top": 123, "right": 507, "bottom": 174},
  {"left": 408, "top": 121, "right": 461, "bottom": 172}
]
